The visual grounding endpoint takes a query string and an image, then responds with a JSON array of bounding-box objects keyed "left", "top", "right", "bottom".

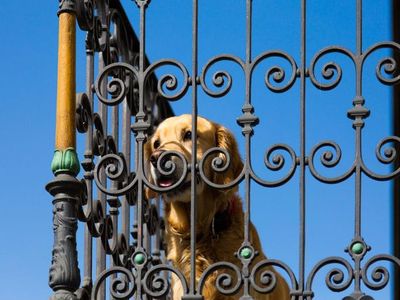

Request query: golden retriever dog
[{"left": 145, "top": 114, "right": 290, "bottom": 300}]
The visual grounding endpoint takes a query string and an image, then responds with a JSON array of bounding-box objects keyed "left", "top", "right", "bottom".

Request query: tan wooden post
[{"left": 55, "top": 12, "right": 76, "bottom": 150}]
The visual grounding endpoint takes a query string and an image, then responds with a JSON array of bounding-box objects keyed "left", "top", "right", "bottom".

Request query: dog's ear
[
  {"left": 144, "top": 138, "right": 158, "bottom": 200},
  {"left": 213, "top": 124, "right": 243, "bottom": 186}
]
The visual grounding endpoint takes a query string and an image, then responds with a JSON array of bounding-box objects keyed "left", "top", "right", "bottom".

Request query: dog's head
[{"left": 144, "top": 114, "right": 243, "bottom": 203}]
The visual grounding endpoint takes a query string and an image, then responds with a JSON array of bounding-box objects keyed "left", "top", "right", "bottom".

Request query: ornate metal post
[{"left": 46, "top": 1, "right": 82, "bottom": 299}]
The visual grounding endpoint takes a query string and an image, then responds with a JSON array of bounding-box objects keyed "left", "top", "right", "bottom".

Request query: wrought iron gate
[{"left": 47, "top": 0, "right": 400, "bottom": 299}]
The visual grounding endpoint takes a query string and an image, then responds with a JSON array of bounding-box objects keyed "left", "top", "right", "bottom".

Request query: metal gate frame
[{"left": 47, "top": 0, "right": 400, "bottom": 299}]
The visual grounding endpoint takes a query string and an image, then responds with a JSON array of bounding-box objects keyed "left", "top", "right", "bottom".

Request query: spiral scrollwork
[
  {"left": 77, "top": 179, "right": 89, "bottom": 221},
  {"left": 200, "top": 54, "right": 245, "bottom": 97},
  {"left": 119, "top": 233, "right": 128, "bottom": 254},
  {"left": 361, "top": 254, "right": 400, "bottom": 290},
  {"left": 91, "top": 0, "right": 109, "bottom": 53},
  {"left": 95, "top": 62, "right": 139, "bottom": 106},
  {"left": 361, "top": 136, "right": 400, "bottom": 181},
  {"left": 92, "top": 266, "right": 136, "bottom": 299},
  {"left": 142, "top": 265, "right": 188, "bottom": 298},
  {"left": 108, "top": 9, "right": 124, "bottom": 61},
  {"left": 309, "top": 46, "right": 355, "bottom": 90},
  {"left": 94, "top": 153, "right": 132, "bottom": 196},
  {"left": 104, "top": 155, "right": 125, "bottom": 181},
  {"left": 76, "top": 180, "right": 102, "bottom": 234},
  {"left": 375, "top": 136, "right": 400, "bottom": 165},
  {"left": 145, "top": 204, "right": 160, "bottom": 235},
  {"left": 198, "top": 147, "right": 244, "bottom": 189},
  {"left": 102, "top": 215, "right": 116, "bottom": 253},
  {"left": 106, "top": 135, "right": 117, "bottom": 155},
  {"left": 75, "top": 93, "right": 92, "bottom": 133},
  {"left": 85, "top": 199, "right": 104, "bottom": 238},
  {"left": 254, "top": 269, "right": 276, "bottom": 292},
  {"left": 362, "top": 41, "right": 400, "bottom": 86},
  {"left": 326, "top": 268, "right": 350, "bottom": 291},
  {"left": 265, "top": 144, "right": 296, "bottom": 172},
  {"left": 76, "top": 0, "right": 94, "bottom": 31},
  {"left": 362, "top": 266, "right": 389, "bottom": 291},
  {"left": 198, "top": 262, "right": 243, "bottom": 296},
  {"left": 249, "top": 259, "right": 297, "bottom": 295},
  {"left": 156, "top": 151, "right": 178, "bottom": 177},
  {"left": 92, "top": 113, "right": 106, "bottom": 156},
  {"left": 251, "top": 144, "right": 297, "bottom": 187},
  {"left": 308, "top": 141, "right": 355, "bottom": 184},
  {"left": 251, "top": 50, "right": 298, "bottom": 93},
  {"left": 376, "top": 57, "right": 399, "bottom": 85},
  {"left": 306, "top": 257, "right": 354, "bottom": 294},
  {"left": 143, "top": 59, "right": 190, "bottom": 101},
  {"left": 91, "top": 16, "right": 105, "bottom": 52},
  {"left": 143, "top": 150, "right": 190, "bottom": 194},
  {"left": 77, "top": 190, "right": 104, "bottom": 237}
]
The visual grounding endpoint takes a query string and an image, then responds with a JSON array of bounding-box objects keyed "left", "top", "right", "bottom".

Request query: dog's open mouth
[
  {"left": 157, "top": 177, "right": 176, "bottom": 188},
  {"left": 156, "top": 175, "right": 196, "bottom": 196}
]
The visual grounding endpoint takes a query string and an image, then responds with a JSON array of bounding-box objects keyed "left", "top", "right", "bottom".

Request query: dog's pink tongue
[{"left": 159, "top": 179, "right": 174, "bottom": 187}]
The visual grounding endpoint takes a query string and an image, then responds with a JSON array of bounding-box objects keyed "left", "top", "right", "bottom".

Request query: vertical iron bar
[
  {"left": 117, "top": 17, "right": 131, "bottom": 247},
  {"left": 97, "top": 50, "right": 108, "bottom": 300},
  {"left": 144, "top": 222, "right": 151, "bottom": 254},
  {"left": 190, "top": 0, "right": 199, "bottom": 295},
  {"left": 131, "top": 3, "right": 150, "bottom": 298},
  {"left": 109, "top": 71, "right": 120, "bottom": 300},
  {"left": 83, "top": 183, "right": 93, "bottom": 289},
  {"left": 246, "top": 0, "right": 252, "bottom": 67},
  {"left": 354, "top": 137, "right": 362, "bottom": 241},
  {"left": 112, "top": 105, "right": 119, "bottom": 141},
  {"left": 235, "top": 2, "right": 257, "bottom": 297},
  {"left": 243, "top": 0, "right": 252, "bottom": 247},
  {"left": 393, "top": 0, "right": 400, "bottom": 299},
  {"left": 299, "top": 0, "right": 307, "bottom": 299},
  {"left": 153, "top": 198, "right": 162, "bottom": 263},
  {"left": 83, "top": 37, "right": 95, "bottom": 291},
  {"left": 119, "top": 8, "right": 131, "bottom": 252},
  {"left": 354, "top": 0, "right": 363, "bottom": 240},
  {"left": 83, "top": 184, "right": 93, "bottom": 290},
  {"left": 356, "top": 0, "right": 363, "bottom": 58},
  {"left": 350, "top": 1, "right": 366, "bottom": 297},
  {"left": 122, "top": 88, "right": 131, "bottom": 244},
  {"left": 137, "top": 1, "right": 147, "bottom": 252},
  {"left": 94, "top": 4, "right": 110, "bottom": 297},
  {"left": 121, "top": 92, "right": 131, "bottom": 269}
]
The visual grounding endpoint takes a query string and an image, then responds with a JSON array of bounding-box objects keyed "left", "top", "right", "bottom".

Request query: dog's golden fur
[{"left": 145, "top": 114, "right": 290, "bottom": 300}]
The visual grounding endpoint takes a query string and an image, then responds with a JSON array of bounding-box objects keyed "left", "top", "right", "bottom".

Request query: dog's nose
[{"left": 150, "top": 150, "right": 165, "bottom": 167}]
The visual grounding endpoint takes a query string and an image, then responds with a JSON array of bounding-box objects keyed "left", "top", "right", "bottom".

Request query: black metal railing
[
  {"left": 47, "top": 1, "right": 400, "bottom": 299},
  {"left": 76, "top": 0, "right": 175, "bottom": 298}
]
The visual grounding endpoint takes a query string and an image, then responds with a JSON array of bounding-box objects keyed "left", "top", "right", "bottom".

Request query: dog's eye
[
  {"left": 153, "top": 139, "right": 160, "bottom": 149},
  {"left": 183, "top": 130, "right": 192, "bottom": 141}
]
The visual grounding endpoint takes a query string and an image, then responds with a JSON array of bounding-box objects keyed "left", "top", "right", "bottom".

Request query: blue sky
[{"left": 0, "top": 1, "right": 395, "bottom": 299}]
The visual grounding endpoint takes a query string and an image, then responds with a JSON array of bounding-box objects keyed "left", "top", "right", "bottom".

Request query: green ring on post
[
  {"left": 351, "top": 242, "right": 364, "bottom": 255},
  {"left": 51, "top": 147, "right": 80, "bottom": 176},
  {"left": 240, "top": 247, "right": 252, "bottom": 260},
  {"left": 134, "top": 253, "right": 146, "bottom": 265}
]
